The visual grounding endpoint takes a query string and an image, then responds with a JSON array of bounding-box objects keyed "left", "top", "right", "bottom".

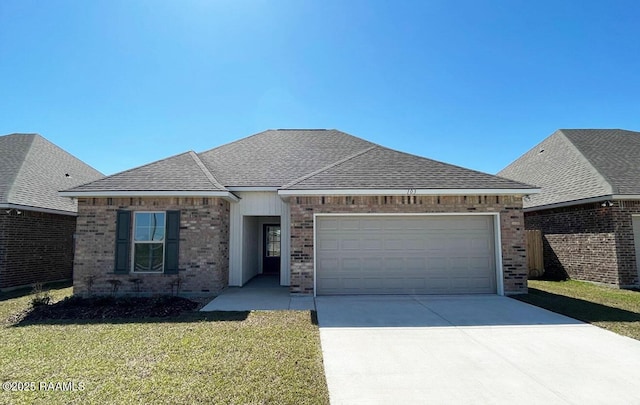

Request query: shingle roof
[
  {"left": 66, "top": 129, "right": 535, "bottom": 195},
  {"left": 562, "top": 129, "right": 640, "bottom": 195},
  {"left": 498, "top": 129, "right": 640, "bottom": 209},
  {"left": 198, "top": 129, "right": 377, "bottom": 187},
  {"left": 68, "top": 151, "right": 227, "bottom": 192},
  {"left": 283, "top": 145, "right": 534, "bottom": 190},
  {"left": 0, "top": 134, "right": 104, "bottom": 213}
]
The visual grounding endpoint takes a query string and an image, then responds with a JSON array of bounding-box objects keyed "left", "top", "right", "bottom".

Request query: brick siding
[
  {"left": 286, "top": 194, "right": 528, "bottom": 295},
  {"left": 73, "top": 197, "right": 230, "bottom": 297},
  {"left": 0, "top": 210, "right": 76, "bottom": 290},
  {"left": 525, "top": 200, "right": 640, "bottom": 287}
]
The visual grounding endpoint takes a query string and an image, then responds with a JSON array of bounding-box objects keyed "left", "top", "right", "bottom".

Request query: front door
[{"left": 263, "top": 224, "right": 281, "bottom": 275}]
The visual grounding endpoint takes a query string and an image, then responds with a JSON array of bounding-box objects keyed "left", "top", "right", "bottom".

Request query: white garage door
[{"left": 316, "top": 215, "right": 497, "bottom": 295}]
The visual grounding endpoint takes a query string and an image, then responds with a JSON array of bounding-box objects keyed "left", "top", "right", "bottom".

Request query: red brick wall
[
  {"left": 286, "top": 194, "right": 528, "bottom": 295},
  {"left": 0, "top": 210, "right": 76, "bottom": 290},
  {"left": 73, "top": 197, "right": 230, "bottom": 297},
  {"left": 525, "top": 201, "right": 640, "bottom": 287}
]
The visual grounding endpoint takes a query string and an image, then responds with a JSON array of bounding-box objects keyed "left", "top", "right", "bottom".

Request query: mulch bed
[{"left": 9, "top": 296, "right": 200, "bottom": 323}]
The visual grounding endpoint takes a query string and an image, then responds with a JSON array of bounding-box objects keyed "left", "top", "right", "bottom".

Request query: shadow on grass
[
  {"left": 11, "top": 310, "right": 251, "bottom": 327},
  {"left": 0, "top": 280, "right": 72, "bottom": 302},
  {"left": 515, "top": 288, "right": 640, "bottom": 323}
]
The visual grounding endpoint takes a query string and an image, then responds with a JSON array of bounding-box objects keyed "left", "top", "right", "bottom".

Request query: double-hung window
[
  {"left": 132, "top": 212, "right": 166, "bottom": 273},
  {"left": 114, "top": 210, "right": 179, "bottom": 275}
]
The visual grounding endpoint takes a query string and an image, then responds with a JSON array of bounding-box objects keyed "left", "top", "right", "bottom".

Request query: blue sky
[{"left": 1, "top": 0, "right": 639, "bottom": 176}]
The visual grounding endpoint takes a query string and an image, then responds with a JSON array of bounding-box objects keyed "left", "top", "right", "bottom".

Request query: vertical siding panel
[{"left": 228, "top": 192, "right": 291, "bottom": 286}]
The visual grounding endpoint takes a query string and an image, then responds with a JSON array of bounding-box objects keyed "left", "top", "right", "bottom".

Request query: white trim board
[
  {"left": 524, "top": 194, "right": 640, "bottom": 212},
  {"left": 0, "top": 203, "right": 77, "bottom": 217},
  {"left": 59, "top": 190, "right": 240, "bottom": 202},
  {"left": 228, "top": 191, "right": 291, "bottom": 287},
  {"left": 279, "top": 188, "right": 539, "bottom": 196},
  {"left": 227, "top": 187, "right": 279, "bottom": 192},
  {"left": 312, "top": 212, "right": 505, "bottom": 297}
]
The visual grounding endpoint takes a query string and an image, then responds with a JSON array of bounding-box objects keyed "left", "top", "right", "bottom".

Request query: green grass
[
  {"left": 516, "top": 280, "right": 640, "bottom": 340},
  {"left": 0, "top": 285, "right": 329, "bottom": 405}
]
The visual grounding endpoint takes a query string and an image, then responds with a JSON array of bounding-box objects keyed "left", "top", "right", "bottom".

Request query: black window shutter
[
  {"left": 164, "top": 210, "right": 180, "bottom": 274},
  {"left": 114, "top": 210, "right": 131, "bottom": 274}
]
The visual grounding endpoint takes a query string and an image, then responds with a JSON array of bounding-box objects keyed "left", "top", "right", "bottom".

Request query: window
[
  {"left": 132, "top": 212, "right": 166, "bottom": 272},
  {"left": 265, "top": 225, "right": 281, "bottom": 257},
  {"left": 114, "top": 210, "right": 179, "bottom": 275}
]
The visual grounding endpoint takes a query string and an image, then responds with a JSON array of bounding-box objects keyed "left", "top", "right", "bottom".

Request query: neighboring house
[
  {"left": 60, "top": 129, "right": 537, "bottom": 297},
  {"left": 499, "top": 129, "right": 640, "bottom": 288},
  {"left": 0, "top": 134, "right": 104, "bottom": 290}
]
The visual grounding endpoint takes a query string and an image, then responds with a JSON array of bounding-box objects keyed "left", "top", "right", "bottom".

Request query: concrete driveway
[{"left": 315, "top": 295, "right": 640, "bottom": 405}]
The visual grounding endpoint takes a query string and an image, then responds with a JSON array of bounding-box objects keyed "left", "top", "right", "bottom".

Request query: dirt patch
[{"left": 9, "top": 295, "right": 200, "bottom": 323}]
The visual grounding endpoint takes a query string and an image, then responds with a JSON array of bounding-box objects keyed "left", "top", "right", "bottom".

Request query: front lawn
[
  {"left": 516, "top": 280, "right": 640, "bottom": 340},
  {"left": 0, "top": 285, "right": 329, "bottom": 405}
]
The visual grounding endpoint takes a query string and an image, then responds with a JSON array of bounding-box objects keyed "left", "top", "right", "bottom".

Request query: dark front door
[{"left": 263, "top": 224, "right": 281, "bottom": 275}]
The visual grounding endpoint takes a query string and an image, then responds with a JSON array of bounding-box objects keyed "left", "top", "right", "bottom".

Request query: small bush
[
  {"left": 18, "top": 295, "right": 199, "bottom": 321},
  {"left": 31, "top": 282, "right": 52, "bottom": 307}
]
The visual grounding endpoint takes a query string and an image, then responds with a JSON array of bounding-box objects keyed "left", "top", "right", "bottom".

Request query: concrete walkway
[
  {"left": 315, "top": 295, "right": 640, "bottom": 405},
  {"left": 200, "top": 275, "right": 315, "bottom": 311}
]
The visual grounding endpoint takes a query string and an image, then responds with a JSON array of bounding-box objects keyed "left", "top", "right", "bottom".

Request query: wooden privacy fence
[{"left": 526, "top": 230, "right": 544, "bottom": 278}]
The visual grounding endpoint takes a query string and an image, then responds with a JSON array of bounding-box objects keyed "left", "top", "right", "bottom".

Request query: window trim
[{"left": 131, "top": 211, "right": 166, "bottom": 274}]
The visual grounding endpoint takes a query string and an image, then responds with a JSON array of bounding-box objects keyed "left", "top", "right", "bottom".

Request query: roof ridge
[
  {"left": 62, "top": 150, "right": 195, "bottom": 192},
  {"left": 275, "top": 128, "right": 330, "bottom": 131},
  {"left": 281, "top": 145, "right": 378, "bottom": 189},
  {"left": 557, "top": 130, "right": 616, "bottom": 194},
  {"left": 188, "top": 151, "right": 227, "bottom": 191}
]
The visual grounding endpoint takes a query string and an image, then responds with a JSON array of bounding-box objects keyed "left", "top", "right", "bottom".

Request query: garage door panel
[
  {"left": 427, "top": 256, "right": 448, "bottom": 269},
  {"left": 341, "top": 239, "right": 360, "bottom": 250},
  {"left": 382, "top": 218, "right": 409, "bottom": 230},
  {"left": 341, "top": 258, "right": 361, "bottom": 271},
  {"left": 406, "top": 257, "right": 426, "bottom": 270},
  {"left": 342, "top": 277, "right": 363, "bottom": 289},
  {"left": 316, "top": 215, "right": 497, "bottom": 295},
  {"left": 361, "top": 239, "right": 383, "bottom": 250},
  {"left": 382, "top": 257, "right": 405, "bottom": 270},
  {"left": 317, "top": 277, "right": 339, "bottom": 290},
  {"left": 427, "top": 238, "right": 448, "bottom": 250},
  {"left": 318, "top": 238, "right": 339, "bottom": 251},
  {"left": 318, "top": 219, "right": 339, "bottom": 231},
  {"left": 404, "top": 239, "right": 425, "bottom": 250},
  {"left": 318, "top": 257, "right": 339, "bottom": 271},
  {"left": 361, "top": 218, "right": 383, "bottom": 230},
  {"left": 406, "top": 278, "right": 427, "bottom": 289},
  {"left": 339, "top": 219, "right": 361, "bottom": 230},
  {"left": 383, "top": 238, "right": 404, "bottom": 250}
]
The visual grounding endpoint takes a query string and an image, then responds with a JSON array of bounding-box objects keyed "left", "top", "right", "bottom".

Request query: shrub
[{"left": 31, "top": 282, "right": 52, "bottom": 307}]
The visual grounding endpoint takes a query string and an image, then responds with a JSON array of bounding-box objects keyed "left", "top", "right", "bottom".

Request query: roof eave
[
  {"left": 0, "top": 203, "right": 77, "bottom": 216},
  {"left": 58, "top": 190, "right": 240, "bottom": 202},
  {"left": 524, "top": 193, "right": 640, "bottom": 212},
  {"left": 278, "top": 188, "right": 540, "bottom": 197}
]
